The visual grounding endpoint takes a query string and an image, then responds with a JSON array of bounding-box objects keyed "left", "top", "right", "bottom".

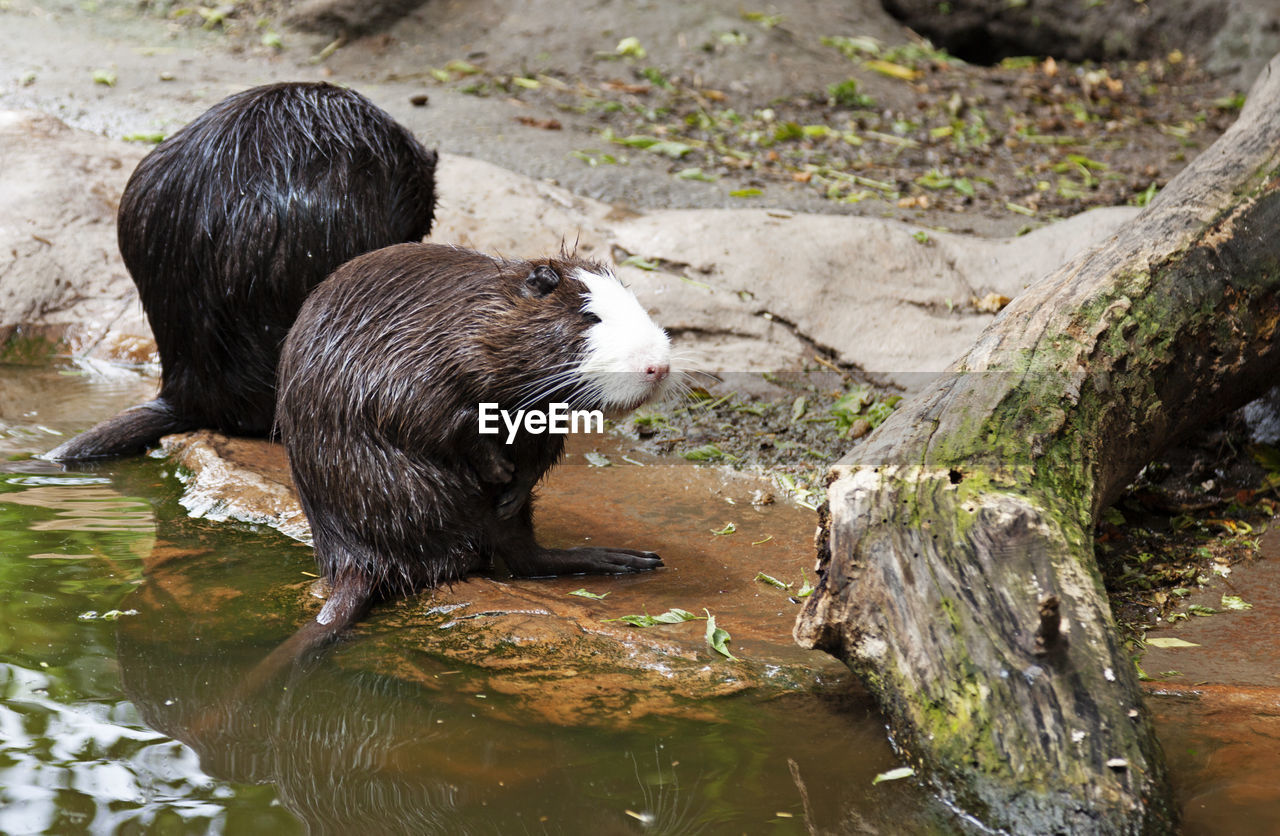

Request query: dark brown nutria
[
  {"left": 254, "top": 242, "right": 676, "bottom": 679},
  {"left": 46, "top": 81, "right": 437, "bottom": 461}
]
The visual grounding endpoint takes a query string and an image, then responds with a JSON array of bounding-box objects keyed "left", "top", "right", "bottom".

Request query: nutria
[
  {"left": 47, "top": 81, "right": 437, "bottom": 461},
  {"left": 254, "top": 242, "right": 676, "bottom": 678}
]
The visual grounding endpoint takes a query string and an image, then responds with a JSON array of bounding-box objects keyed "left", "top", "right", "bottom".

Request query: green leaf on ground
[
  {"left": 755, "top": 572, "right": 790, "bottom": 589},
  {"left": 1220, "top": 594, "right": 1253, "bottom": 611},
  {"left": 604, "top": 608, "right": 701, "bottom": 627},
  {"left": 705, "top": 609, "right": 738, "bottom": 660}
]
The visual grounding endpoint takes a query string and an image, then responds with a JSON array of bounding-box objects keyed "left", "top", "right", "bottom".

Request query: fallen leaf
[
  {"left": 1145, "top": 637, "right": 1200, "bottom": 648},
  {"left": 515, "top": 116, "right": 562, "bottom": 130},
  {"left": 864, "top": 59, "right": 921, "bottom": 81},
  {"left": 603, "top": 80, "right": 651, "bottom": 94},
  {"left": 615, "top": 36, "right": 646, "bottom": 59},
  {"left": 754, "top": 572, "right": 790, "bottom": 589},
  {"left": 1220, "top": 594, "right": 1253, "bottom": 611},
  {"left": 604, "top": 608, "right": 701, "bottom": 627},
  {"left": 704, "top": 609, "right": 738, "bottom": 660},
  {"left": 872, "top": 766, "right": 915, "bottom": 785}
]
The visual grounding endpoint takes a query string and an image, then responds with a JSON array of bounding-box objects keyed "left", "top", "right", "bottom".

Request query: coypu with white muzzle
[{"left": 252, "top": 242, "right": 677, "bottom": 676}]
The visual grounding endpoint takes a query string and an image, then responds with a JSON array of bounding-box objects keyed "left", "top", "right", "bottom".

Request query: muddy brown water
[
  {"left": 0, "top": 363, "right": 947, "bottom": 833},
  {"left": 3, "top": 361, "right": 1280, "bottom": 833},
  {"left": 1141, "top": 533, "right": 1280, "bottom": 836}
]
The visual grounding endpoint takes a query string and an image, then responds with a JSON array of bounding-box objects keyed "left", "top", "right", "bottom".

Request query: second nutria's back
[{"left": 48, "top": 81, "right": 437, "bottom": 461}]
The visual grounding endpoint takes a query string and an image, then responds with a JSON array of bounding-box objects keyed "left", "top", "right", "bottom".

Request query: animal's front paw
[
  {"left": 471, "top": 443, "right": 515, "bottom": 484},
  {"left": 585, "top": 548, "right": 663, "bottom": 573},
  {"left": 495, "top": 486, "right": 527, "bottom": 519}
]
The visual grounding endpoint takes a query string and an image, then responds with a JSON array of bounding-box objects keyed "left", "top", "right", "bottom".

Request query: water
[
  {"left": 0, "top": 364, "right": 949, "bottom": 834},
  {"left": 0, "top": 365, "right": 284, "bottom": 832}
]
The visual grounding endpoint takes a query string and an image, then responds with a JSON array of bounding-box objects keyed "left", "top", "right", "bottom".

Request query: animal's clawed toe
[{"left": 598, "top": 549, "right": 663, "bottom": 573}]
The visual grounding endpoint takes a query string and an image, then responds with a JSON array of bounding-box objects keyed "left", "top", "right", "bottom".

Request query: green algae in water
[
  {"left": 0, "top": 366, "right": 954, "bottom": 834},
  {"left": 0, "top": 456, "right": 302, "bottom": 834}
]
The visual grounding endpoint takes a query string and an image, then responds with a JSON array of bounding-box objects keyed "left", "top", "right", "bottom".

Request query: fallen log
[{"left": 795, "top": 55, "right": 1280, "bottom": 834}]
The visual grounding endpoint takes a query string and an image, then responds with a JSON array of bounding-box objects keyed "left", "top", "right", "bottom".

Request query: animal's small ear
[{"left": 524, "top": 265, "right": 560, "bottom": 298}]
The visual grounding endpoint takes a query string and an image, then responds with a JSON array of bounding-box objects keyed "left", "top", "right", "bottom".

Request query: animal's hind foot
[{"left": 507, "top": 546, "right": 662, "bottom": 578}]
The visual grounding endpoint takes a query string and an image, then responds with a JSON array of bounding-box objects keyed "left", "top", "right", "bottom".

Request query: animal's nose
[{"left": 644, "top": 363, "right": 670, "bottom": 383}]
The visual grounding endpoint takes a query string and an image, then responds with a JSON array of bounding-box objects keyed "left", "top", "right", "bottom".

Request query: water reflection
[
  {"left": 3, "top": 484, "right": 156, "bottom": 533},
  {"left": 0, "top": 362, "right": 156, "bottom": 460},
  {"left": 0, "top": 365, "right": 270, "bottom": 833},
  {"left": 0, "top": 366, "right": 944, "bottom": 834},
  {"left": 0, "top": 663, "right": 229, "bottom": 834},
  {"left": 0, "top": 445, "right": 261, "bottom": 831},
  {"left": 114, "top": 565, "right": 925, "bottom": 834}
]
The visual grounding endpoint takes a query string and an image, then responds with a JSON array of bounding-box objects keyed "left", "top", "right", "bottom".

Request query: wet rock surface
[
  {"left": 1141, "top": 532, "right": 1280, "bottom": 691},
  {"left": 1140, "top": 535, "right": 1280, "bottom": 833},
  {"left": 159, "top": 430, "right": 848, "bottom": 715},
  {"left": 160, "top": 432, "right": 309, "bottom": 541},
  {"left": 0, "top": 108, "right": 1135, "bottom": 385}
]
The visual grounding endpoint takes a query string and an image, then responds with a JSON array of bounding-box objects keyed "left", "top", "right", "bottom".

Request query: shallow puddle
[
  {"left": 0, "top": 363, "right": 953, "bottom": 833},
  {"left": 5, "top": 361, "right": 1280, "bottom": 832},
  {"left": 1140, "top": 531, "right": 1280, "bottom": 835}
]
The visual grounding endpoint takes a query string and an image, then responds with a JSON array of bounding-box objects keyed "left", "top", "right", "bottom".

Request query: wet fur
[
  {"left": 48, "top": 82, "right": 437, "bottom": 460},
  {"left": 267, "top": 243, "right": 664, "bottom": 670}
]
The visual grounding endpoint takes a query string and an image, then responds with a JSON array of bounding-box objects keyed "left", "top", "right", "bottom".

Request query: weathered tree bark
[{"left": 795, "top": 55, "right": 1280, "bottom": 834}]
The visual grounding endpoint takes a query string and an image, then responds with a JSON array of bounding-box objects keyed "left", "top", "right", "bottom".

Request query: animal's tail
[
  {"left": 189, "top": 572, "right": 375, "bottom": 737},
  {"left": 247, "top": 574, "right": 375, "bottom": 693},
  {"left": 43, "top": 398, "right": 190, "bottom": 461}
]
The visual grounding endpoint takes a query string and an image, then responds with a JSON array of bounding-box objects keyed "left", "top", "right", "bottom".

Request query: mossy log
[{"left": 795, "top": 56, "right": 1280, "bottom": 834}]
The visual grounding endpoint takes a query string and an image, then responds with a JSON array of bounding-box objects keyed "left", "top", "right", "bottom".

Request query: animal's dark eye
[
  {"left": 583, "top": 312, "right": 602, "bottom": 324},
  {"left": 523, "top": 265, "right": 560, "bottom": 298}
]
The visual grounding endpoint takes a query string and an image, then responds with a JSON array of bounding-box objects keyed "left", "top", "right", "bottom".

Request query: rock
[
  {"left": 609, "top": 205, "right": 1137, "bottom": 387},
  {"left": 1206, "top": 0, "right": 1280, "bottom": 85},
  {"left": 158, "top": 430, "right": 849, "bottom": 717},
  {"left": 0, "top": 110, "right": 149, "bottom": 364},
  {"left": 882, "top": 0, "right": 1279, "bottom": 88},
  {"left": 161, "top": 431, "right": 309, "bottom": 541},
  {"left": 0, "top": 109, "right": 1135, "bottom": 392}
]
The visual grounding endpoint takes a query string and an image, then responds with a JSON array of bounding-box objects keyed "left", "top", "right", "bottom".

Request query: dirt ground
[{"left": 0, "top": 0, "right": 1246, "bottom": 238}]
